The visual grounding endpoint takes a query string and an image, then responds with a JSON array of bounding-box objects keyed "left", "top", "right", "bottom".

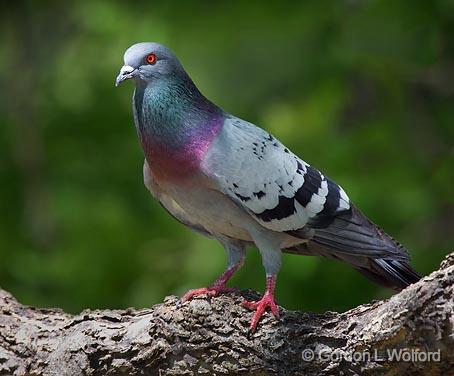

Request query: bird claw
[
  {"left": 242, "top": 293, "right": 279, "bottom": 332},
  {"left": 181, "top": 285, "right": 238, "bottom": 302}
]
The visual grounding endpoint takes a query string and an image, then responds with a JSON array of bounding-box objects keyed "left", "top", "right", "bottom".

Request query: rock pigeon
[{"left": 116, "top": 42, "right": 420, "bottom": 331}]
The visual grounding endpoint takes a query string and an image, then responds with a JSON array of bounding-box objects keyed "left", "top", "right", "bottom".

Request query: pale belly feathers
[
  {"left": 143, "top": 160, "right": 254, "bottom": 241},
  {"left": 143, "top": 160, "right": 304, "bottom": 250}
]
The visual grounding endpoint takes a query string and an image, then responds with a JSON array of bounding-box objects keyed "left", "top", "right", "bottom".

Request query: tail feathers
[
  {"left": 286, "top": 242, "right": 421, "bottom": 290},
  {"left": 286, "top": 205, "right": 421, "bottom": 290},
  {"left": 289, "top": 205, "right": 410, "bottom": 261},
  {"left": 356, "top": 258, "right": 421, "bottom": 291}
]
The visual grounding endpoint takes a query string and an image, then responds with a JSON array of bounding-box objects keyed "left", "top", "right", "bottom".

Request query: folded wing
[{"left": 204, "top": 117, "right": 410, "bottom": 262}]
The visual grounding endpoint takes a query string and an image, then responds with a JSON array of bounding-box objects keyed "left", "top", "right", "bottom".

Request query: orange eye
[{"left": 146, "top": 53, "right": 157, "bottom": 65}]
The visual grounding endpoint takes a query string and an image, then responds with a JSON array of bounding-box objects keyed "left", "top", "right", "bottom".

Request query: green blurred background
[{"left": 1, "top": 1, "right": 452, "bottom": 314}]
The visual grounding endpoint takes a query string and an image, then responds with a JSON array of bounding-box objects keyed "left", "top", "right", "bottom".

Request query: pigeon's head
[{"left": 115, "top": 42, "right": 184, "bottom": 87}]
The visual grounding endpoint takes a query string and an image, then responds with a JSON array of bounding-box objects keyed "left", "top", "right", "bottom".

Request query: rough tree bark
[{"left": 0, "top": 253, "right": 452, "bottom": 376}]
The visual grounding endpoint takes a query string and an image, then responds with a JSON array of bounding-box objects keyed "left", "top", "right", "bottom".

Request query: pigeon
[{"left": 116, "top": 42, "right": 421, "bottom": 331}]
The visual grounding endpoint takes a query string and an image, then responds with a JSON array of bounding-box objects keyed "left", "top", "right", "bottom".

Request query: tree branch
[{"left": 0, "top": 253, "right": 453, "bottom": 376}]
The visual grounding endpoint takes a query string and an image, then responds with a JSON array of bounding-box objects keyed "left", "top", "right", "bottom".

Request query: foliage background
[{"left": 1, "top": 0, "right": 452, "bottom": 314}]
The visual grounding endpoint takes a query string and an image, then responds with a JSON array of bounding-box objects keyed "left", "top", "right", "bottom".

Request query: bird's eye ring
[{"left": 146, "top": 53, "right": 157, "bottom": 65}]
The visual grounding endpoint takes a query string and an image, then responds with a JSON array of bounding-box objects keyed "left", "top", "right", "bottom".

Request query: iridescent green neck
[
  {"left": 133, "top": 75, "right": 222, "bottom": 150},
  {"left": 132, "top": 75, "right": 224, "bottom": 181}
]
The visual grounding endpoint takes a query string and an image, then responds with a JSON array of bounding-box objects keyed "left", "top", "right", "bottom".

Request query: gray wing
[
  {"left": 203, "top": 116, "right": 350, "bottom": 232},
  {"left": 203, "top": 117, "right": 409, "bottom": 260}
]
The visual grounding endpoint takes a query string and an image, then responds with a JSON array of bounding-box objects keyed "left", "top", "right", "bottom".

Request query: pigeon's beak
[{"left": 115, "top": 65, "right": 136, "bottom": 87}]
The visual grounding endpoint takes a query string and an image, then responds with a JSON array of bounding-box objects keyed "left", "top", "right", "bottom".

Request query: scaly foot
[
  {"left": 242, "top": 292, "right": 279, "bottom": 331},
  {"left": 242, "top": 275, "right": 279, "bottom": 331},
  {"left": 182, "top": 264, "right": 242, "bottom": 302},
  {"left": 182, "top": 284, "right": 238, "bottom": 302}
]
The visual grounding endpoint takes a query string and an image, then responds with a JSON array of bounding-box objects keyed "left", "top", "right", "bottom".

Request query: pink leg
[
  {"left": 242, "top": 275, "right": 279, "bottom": 332},
  {"left": 181, "top": 262, "right": 242, "bottom": 302}
]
